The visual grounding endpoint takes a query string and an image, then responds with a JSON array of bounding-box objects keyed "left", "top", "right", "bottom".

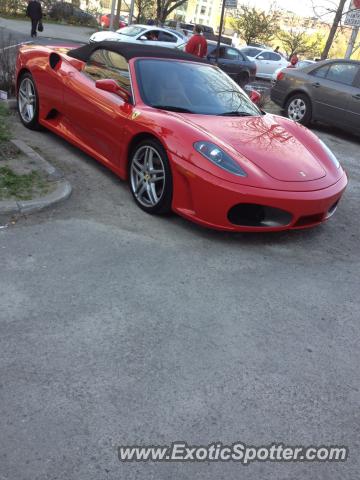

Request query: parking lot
[{"left": 1, "top": 18, "right": 360, "bottom": 480}]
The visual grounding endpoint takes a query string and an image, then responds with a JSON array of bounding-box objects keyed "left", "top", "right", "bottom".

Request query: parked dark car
[
  {"left": 49, "top": 2, "right": 97, "bottom": 26},
  {"left": 177, "top": 41, "right": 256, "bottom": 86},
  {"left": 271, "top": 59, "right": 360, "bottom": 133},
  {"left": 206, "top": 42, "right": 257, "bottom": 86}
]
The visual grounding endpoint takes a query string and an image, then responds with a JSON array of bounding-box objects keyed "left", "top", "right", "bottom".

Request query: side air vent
[
  {"left": 45, "top": 109, "right": 59, "bottom": 120},
  {"left": 49, "top": 52, "right": 61, "bottom": 70}
]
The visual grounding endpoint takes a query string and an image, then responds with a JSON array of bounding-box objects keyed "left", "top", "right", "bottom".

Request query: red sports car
[{"left": 16, "top": 42, "right": 347, "bottom": 231}]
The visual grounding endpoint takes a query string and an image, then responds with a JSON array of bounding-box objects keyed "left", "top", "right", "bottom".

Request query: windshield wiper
[
  {"left": 151, "top": 105, "right": 195, "bottom": 113},
  {"left": 218, "top": 111, "right": 254, "bottom": 116}
]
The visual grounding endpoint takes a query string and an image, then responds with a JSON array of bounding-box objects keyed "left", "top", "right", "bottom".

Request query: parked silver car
[
  {"left": 271, "top": 59, "right": 360, "bottom": 133},
  {"left": 239, "top": 47, "right": 288, "bottom": 79},
  {"left": 89, "top": 25, "right": 186, "bottom": 48}
]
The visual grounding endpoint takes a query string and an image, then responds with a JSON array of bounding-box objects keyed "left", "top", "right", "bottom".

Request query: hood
[
  {"left": 91, "top": 31, "right": 121, "bottom": 42},
  {"left": 185, "top": 113, "right": 326, "bottom": 182}
]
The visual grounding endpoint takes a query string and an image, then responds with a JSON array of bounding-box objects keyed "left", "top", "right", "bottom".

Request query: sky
[{"left": 251, "top": 0, "right": 351, "bottom": 18}]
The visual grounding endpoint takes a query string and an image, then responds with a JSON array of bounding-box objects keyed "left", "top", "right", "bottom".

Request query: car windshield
[
  {"left": 117, "top": 26, "right": 145, "bottom": 36},
  {"left": 135, "top": 59, "right": 261, "bottom": 116}
]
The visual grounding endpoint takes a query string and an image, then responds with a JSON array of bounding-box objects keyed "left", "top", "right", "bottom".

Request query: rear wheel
[
  {"left": 128, "top": 139, "right": 173, "bottom": 215},
  {"left": 17, "top": 72, "right": 41, "bottom": 130},
  {"left": 285, "top": 93, "right": 312, "bottom": 126},
  {"left": 237, "top": 72, "right": 249, "bottom": 88}
]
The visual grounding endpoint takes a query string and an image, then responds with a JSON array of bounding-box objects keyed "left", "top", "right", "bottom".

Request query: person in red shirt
[{"left": 185, "top": 25, "right": 208, "bottom": 58}]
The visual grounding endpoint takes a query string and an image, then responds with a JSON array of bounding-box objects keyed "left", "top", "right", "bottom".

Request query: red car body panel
[{"left": 16, "top": 44, "right": 348, "bottom": 232}]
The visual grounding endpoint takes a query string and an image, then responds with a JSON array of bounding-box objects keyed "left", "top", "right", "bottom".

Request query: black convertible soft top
[{"left": 67, "top": 41, "right": 208, "bottom": 64}]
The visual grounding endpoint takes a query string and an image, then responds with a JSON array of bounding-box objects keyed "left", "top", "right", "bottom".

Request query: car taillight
[
  {"left": 277, "top": 71, "right": 285, "bottom": 81},
  {"left": 249, "top": 89, "right": 261, "bottom": 105}
]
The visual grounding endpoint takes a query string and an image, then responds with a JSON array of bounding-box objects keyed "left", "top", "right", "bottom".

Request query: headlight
[
  {"left": 194, "top": 141, "right": 247, "bottom": 177},
  {"left": 319, "top": 140, "right": 340, "bottom": 169}
]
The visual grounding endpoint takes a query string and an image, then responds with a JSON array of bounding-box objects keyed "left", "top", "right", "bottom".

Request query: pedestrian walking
[
  {"left": 26, "top": 0, "right": 43, "bottom": 38},
  {"left": 185, "top": 25, "right": 208, "bottom": 58}
]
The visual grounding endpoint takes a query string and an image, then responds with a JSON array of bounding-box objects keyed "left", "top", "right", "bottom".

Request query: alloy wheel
[
  {"left": 288, "top": 98, "right": 306, "bottom": 122},
  {"left": 130, "top": 145, "right": 166, "bottom": 208},
  {"left": 18, "top": 77, "right": 36, "bottom": 124}
]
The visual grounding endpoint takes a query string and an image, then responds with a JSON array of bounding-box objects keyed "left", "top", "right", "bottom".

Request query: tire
[
  {"left": 285, "top": 93, "right": 312, "bottom": 126},
  {"left": 128, "top": 139, "right": 173, "bottom": 215},
  {"left": 17, "top": 72, "right": 42, "bottom": 130}
]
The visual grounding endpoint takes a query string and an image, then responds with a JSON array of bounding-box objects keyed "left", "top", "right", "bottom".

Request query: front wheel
[
  {"left": 285, "top": 93, "right": 312, "bottom": 126},
  {"left": 128, "top": 139, "right": 173, "bottom": 215},
  {"left": 17, "top": 72, "right": 41, "bottom": 130}
]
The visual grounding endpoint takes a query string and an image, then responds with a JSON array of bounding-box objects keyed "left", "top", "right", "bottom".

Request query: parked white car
[
  {"left": 239, "top": 47, "right": 288, "bottom": 79},
  {"left": 271, "top": 60, "right": 316, "bottom": 85},
  {"left": 89, "top": 24, "right": 186, "bottom": 48}
]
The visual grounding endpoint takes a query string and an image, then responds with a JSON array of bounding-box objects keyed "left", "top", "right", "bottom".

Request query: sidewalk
[{"left": 0, "top": 16, "right": 96, "bottom": 43}]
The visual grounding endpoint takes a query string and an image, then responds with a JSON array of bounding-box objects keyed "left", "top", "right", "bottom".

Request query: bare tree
[
  {"left": 156, "top": 0, "right": 187, "bottom": 24},
  {"left": 321, "top": 0, "right": 347, "bottom": 59},
  {"left": 312, "top": 0, "right": 349, "bottom": 59},
  {"left": 135, "top": 0, "right": 156, "bottom": 22}
]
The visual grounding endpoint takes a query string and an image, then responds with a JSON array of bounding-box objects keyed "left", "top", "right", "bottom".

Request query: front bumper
[{"left": 170, "top": 153, "right": 348, "bottom": 232}]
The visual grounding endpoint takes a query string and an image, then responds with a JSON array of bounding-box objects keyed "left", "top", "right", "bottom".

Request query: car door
[
  {"left": 254, "top": 51, "right": 272, "bottom": 77},
  {"left": 62, "top": 49, "right": 132, "bottom": 167},
  {"left": 308, "top": 62, "right": 360, "bottom": 129},
  {"left": 260, "top": 52, "right": 285, "bottom": 77},
  {"left": 343, "top": 65, "right": 360, "bottom": 132},
  {"left": 222, "top": 47, "right": 243, "bottom": 79},
  {"left": 214, "top": 46, "right": 238, "bottom": 79},
  {"left": 157, "top": 30, "right": 180, "bottom": 48}
]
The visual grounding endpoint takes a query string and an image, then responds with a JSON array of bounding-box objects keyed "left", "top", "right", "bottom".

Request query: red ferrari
[{"left": 16, "top": 42, "right": 347, "bottom": 231}]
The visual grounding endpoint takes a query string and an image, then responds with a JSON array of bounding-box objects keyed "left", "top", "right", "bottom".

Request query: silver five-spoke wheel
[
  {"left": 287, "top": 98, "right": 306, "bottom": 122},
  {"left": 130, "top": 145, "right": 166, "bottom": 208},
  {"left": 18, "top": 77, "right": 36, "bottom": 124},
  {"left": 129, "top": 140, "right": 172, "bottom": 214}
]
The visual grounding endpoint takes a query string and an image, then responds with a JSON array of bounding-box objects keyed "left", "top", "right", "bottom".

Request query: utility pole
[
  {"left": 345, "top": 26, "right": 359, "bottom": 58},
  {"left": 109, "top": 0, "right": 116, "bottom": 30},
  {"left": 216, "top": 0, "right": 226, "bottom": 66},
  {"left": 128, "top": 0, "right": 135, "bottom": 25}
]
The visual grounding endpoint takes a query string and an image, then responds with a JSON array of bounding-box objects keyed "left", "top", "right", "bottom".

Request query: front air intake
[{"left": 228, "top": 203, "right": 292, "bottom": 227}]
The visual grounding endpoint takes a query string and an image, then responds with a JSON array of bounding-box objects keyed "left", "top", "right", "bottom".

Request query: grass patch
[
  {"left": 0, "top": 103, "right": 11, "bottom": 143},
  {"left": 0, "top": 166, "right": 49, "bottom": 200}
]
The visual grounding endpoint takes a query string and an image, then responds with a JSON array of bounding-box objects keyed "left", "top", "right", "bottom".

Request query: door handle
[
  {"left": 353, "top": 93, "right": 360, "bottom": 99},
  {"left": 312, "top": 82, "right": 321, "bottom": 88}
]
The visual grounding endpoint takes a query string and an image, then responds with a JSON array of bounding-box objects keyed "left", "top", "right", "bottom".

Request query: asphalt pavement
[{"left": 0, "top": 18, "right": 359, "bottom": 480}]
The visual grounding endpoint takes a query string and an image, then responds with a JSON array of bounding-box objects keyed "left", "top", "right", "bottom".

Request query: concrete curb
[{"left": 0, "top": 138, "right": 72, "bottom": 215}]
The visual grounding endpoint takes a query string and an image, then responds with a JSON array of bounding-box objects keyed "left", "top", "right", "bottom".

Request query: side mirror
[
  {"left": 139, "top": 35, "right": 147, "bottom": 40},
  {"left": 257, "top": 55, "right": 264, "bottom": 60},
  {"left": 95, "top": 79, "right": 130, "bottom": 103}
]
